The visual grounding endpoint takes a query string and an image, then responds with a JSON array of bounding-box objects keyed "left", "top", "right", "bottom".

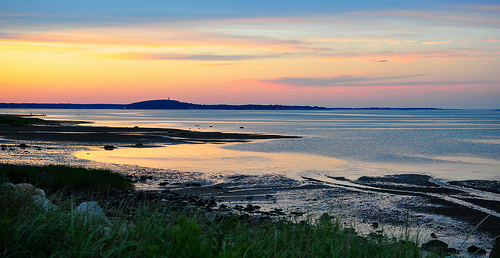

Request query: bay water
[{"left": 3, "top": 108, "right": 499, "bottom": 182}]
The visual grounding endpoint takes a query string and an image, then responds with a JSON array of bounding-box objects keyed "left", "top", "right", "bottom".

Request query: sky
[{"left": 1, "top": 0, "right": 499, "bottom": 108}]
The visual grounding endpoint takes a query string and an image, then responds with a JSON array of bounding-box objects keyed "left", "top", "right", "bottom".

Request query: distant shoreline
[{"left": 0, "top": 99, "right": 446, "bottom": 111}]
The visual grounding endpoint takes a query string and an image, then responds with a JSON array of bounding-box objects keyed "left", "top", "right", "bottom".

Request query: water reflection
[{"left": 74, "top": 143, "right": 348, "bottom": 179}]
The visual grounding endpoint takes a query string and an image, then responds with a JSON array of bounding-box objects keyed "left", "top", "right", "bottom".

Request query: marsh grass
[
  {"left": 0, "top": 115, "right": 47, "bottom": 126},
  {"left": 0, "top": 164, "right": 133, "bottom": 193}
]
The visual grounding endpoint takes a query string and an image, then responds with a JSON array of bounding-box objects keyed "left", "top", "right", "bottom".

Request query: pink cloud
[{"left": 421, "top": 41, "right": 452, "bottom": 45}]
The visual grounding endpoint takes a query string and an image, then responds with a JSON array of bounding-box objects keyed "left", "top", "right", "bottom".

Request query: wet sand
[
  {"left": 1, "top": 121, "right": 500, "bottom": 252},
  {"left": 0, "top": 121, "right": 299, "bottom": 145}
]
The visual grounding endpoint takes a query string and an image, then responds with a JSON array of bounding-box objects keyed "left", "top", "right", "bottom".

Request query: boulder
[
  {"left": 421, "top": 240, "right": 448, "bottom": 255},
  {"left": 468, "top": 245, "right": 487, "bottom": 254},
  {"left": 33, "top": 196, "right": 59, "bottom": 212},
  {"left": 34, "top": 171, "right": 55, "bottom": 186},
  {"left": 103, "top": 145, "right": 116, "bottom": 150},
  {"left": 15, "top": 183, "right": 45, "bottom": 198},
  {"left": 2, "top": 182, "right": 15, "bottom": 190},
  {"left": 75, "top": 201, "right": 112, "bottom": 227}
]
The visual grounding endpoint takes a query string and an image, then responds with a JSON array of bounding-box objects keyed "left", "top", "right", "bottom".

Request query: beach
[{"left": 1, "top": 116, "right": 500, "bottom": 254}]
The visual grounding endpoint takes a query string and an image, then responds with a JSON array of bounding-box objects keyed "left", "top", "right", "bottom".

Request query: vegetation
[
  {"left": 0, "top": 190, "right": 422, "bottom": 257},
  {"left": 2, "top": 164, "right": 494, "bottom": 257},
  {"left": 0, "top": 164, "right": 133, "bottom": 193},
  {"left": 0, "top": 164, "right": 426, "bottom": 257},
  {"left": 0, "top": 115, "right": 47, "bottom": 126}
]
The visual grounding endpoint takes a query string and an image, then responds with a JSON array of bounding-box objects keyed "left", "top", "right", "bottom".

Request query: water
[{"left": 2, "top": 108, "right": 499, "bottom": 181}]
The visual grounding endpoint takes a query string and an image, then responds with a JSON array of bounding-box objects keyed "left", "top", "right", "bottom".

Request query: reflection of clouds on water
[
  {"left": 74, "top": 143, "right": 348, "bottom": 179},
  {"left": 463, "top": 139, "right": 500, "bottom": 145},
  {"left": 220, "top": 156, "right": 270, "bottom": 162}
]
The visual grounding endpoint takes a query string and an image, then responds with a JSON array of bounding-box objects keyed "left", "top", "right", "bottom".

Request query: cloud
[
  {"left": 369, "top": 59, "right": 388, "bottom": 62},
  {"left": 421, "top": 41, "right": 452, "bottom": 45},
  {"left": 108, "top": 52, "right": 283, "bottom": 61},
  {"left": 262, "top": 75, "right": 495, "bottom": 88},
  {"left": 351, "top": 9, "right": 500, "bottom": 27},
  {"left": 263, "top": 74, "right": 425, "bottom": 87}
]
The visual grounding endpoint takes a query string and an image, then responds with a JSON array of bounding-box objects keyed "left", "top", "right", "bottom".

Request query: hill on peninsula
[{"left": 0, "top": 99, "right": 327, "bottom": 110}]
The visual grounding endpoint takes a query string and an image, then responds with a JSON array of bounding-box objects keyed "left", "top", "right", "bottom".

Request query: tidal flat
[{"left": 1, "top": 115, "right": 500, "bottom": 255}]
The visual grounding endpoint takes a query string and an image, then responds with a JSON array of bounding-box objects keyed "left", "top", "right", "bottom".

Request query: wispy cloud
[
  {"left": 262, "top": 75, "right": 494, "bottom": 88},
  {"left": 421, "top": 41, "right": 452, "bottom": 45},
  {"left": 108, "top": 52, "right": 280, "bottom": 61},
  {"left": 262, "top": 74, "right": 425, "bottom": 87},
  {"left": 351, "top": 9, "right": 500, "bottom": 27}
]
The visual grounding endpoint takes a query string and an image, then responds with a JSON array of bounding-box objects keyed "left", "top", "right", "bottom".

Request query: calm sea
[{"left": 3, "top": 109, "right": 500, "bottom": 181}]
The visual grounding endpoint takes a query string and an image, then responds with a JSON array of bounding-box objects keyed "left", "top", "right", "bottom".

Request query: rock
[
  {"left": 368, "top": 232, "right": 382, "bottom": 239},
  {"left": 75, "top": 201, "right": 112, "bottom": 227},
  {"left": 2, "top": 182, "right": 15, "bottom": 190},
  {"left": 398, "top": 240, "right": 417, "bottom": 248},
  {"left": 421, "top": 240, "right": 448, "bottom": 255},
  {"left": 342, "top": 227, "right": 357, "bottom": 236},
  {"left": 17, "top": 143, "right": 29, "bottom": 148},
  {"left": 238, "top": 214, "right": 250, "bottom": 221},
  {"left": 14, "top": 183, "right": 45, "bottom": 198},
  {"left": 372, "top": 222, "right": 379, "bottom": 229},
  {"left": 33, "top": 196, "right": 59, "bottom": 212},
  {"left": 242, "top": 204, "right": 260, "bottom": 212},
  {"left": 468, "top": 245, "right": 487, "bottom": 254},
  {"left": 431, "top": 233, "right": 437, "bottom": 238},
  {"left": 421, "top": 251, "right": 440, "bottom": 258},
  {"left": 291, "top": 211, "right": 305, "bottom": 216},
  {"left": 204, "top": 212, "right": 217, "bottom": 221},
  {"left": 319, "top": 213, "right": 331, "bottom": 223},
  {"left": 446, "top": 247, "right": 459, "bottom": 254},
  {"left": 103, "top": 145, "right": 116, "bottom": 150},
  {"left": 35, "top": 171, "right": 55, "bottom": 186}
]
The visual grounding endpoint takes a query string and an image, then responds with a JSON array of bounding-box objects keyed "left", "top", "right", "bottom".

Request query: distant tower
[{"left": 168, "top": 97, "right": 170, "bottom": 100}]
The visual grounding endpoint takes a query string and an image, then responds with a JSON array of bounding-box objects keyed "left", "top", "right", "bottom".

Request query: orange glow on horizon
[{"left": 1, "top": 11, "right": 499, "bottom": 108}]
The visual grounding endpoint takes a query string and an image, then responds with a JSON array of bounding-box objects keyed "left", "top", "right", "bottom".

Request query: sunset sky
[{"left": 1, "top": 1, "right": 499, "bottom": 108}]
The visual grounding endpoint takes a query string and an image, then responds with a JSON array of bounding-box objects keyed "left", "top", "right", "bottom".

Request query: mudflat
[{"left": 0, "top": 117, "right": 299, "bottom": 145}]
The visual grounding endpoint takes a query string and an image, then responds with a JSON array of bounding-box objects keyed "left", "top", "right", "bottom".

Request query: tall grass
[
  {"left": 0, "top": 180, "right": 423, "bottom": 257},
  {"left": 0, "top": 164, "right": 133, "bottom": 193}
]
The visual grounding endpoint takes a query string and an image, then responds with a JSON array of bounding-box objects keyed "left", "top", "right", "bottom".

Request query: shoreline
[
  {"left": 1, "top": 119, "right": 500, "bottom": 250},
  {"left": 0, "top": 118, "right": 300, "bottom": 146}
]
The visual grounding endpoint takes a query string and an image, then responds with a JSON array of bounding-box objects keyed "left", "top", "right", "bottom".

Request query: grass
[
  {"left": 0, "top": 164, "right": 425, "bottom": 257},
  {"left": 0, "top": 115, "right": 48, "bottom": 126},
  {"left": 0, "top": 186, "right": 423, "bottom": 258},
  {"left": 0, "top": 164, "right": 133, "bottom": 193},
  {"left": 2, "top": 164, "right": 494, "bottom": 257}
]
